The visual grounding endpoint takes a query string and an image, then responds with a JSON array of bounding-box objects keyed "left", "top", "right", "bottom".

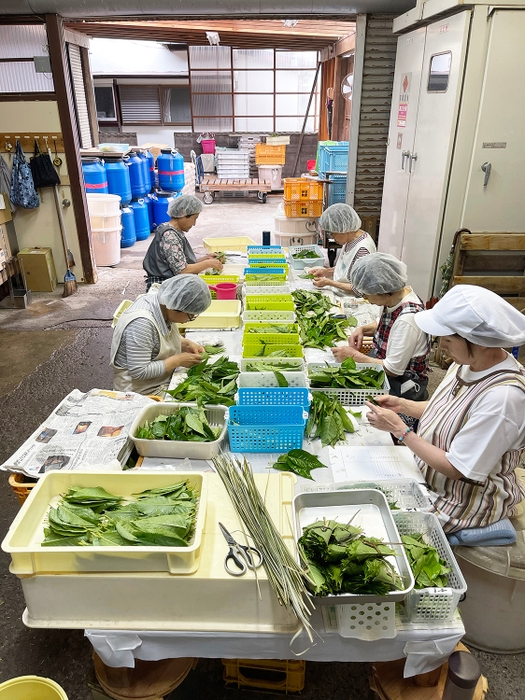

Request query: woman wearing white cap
[
  {"left": 333, "top": 252, "right": 431, "bottom": 402},
  {"left": 308, "top": 203, "right": 376, "bottom": 297},
  {"left": 111, "top": 275, "right": 212, "bottom": 395},
  {"left": 366, "top": 284, "right": 525, "bottom": 534}
]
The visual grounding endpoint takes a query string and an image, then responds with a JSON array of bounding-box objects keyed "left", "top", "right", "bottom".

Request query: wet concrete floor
[{"left": 0, "top": 195, "right": 522, "bottom": 699}]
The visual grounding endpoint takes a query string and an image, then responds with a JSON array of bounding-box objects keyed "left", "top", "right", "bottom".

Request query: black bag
[{"left": 30, "top": 140, "right": 61, "bottom": 189}]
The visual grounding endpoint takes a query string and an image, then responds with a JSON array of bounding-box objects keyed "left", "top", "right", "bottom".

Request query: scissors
[{"left": 218, "top": 522, "right": 263, "bottom": 577}]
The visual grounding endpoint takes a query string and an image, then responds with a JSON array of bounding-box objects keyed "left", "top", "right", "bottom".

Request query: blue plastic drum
[
  {"left": 120, "top": 206, "right": 136, "bottom": 248},
  {"left": 105, "top": 158, "right": 131, "bottom": 205},
  {"left": 129, "top": 199, "right": 150, "bottom": 241},
  {"left": 144, "top": 150, "right": 155, "bottom": 190},
  {"left": 157, "top": 149, "right": 184, "bottom": 192},
  {"left": 144, "top": 192, "right": 157, "bottom": 231},
  {"left": 82, "top": 158, "right": 108, "bottom": 193},
  {"left": 152, "top": 191, "right": 182, "bottom": 229},
  {"left": 127, "top": 152, "right": 149, "bottom": 199}
]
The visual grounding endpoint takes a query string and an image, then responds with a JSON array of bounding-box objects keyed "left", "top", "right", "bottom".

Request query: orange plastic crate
[
  {"left": 284, "top": 200, "right": 323, "bottom": 218},
  {"left": 8, "top": 472, "right": 37, "bottom": 505},
  {"left": 255, "top": 144, "right": 286, "bottom": 165},
  {"left": 222, "top": 658, "right": 305, "bottom": 694},
  {"left": 283, "top": 178, "right": 323, "bottom": 201}
]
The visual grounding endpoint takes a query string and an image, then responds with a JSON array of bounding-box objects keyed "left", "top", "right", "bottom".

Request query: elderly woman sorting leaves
[{"left": 366, "top": 284, "right": 525, "bottom": 534}]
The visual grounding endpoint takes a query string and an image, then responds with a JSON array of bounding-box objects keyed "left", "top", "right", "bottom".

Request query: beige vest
[
  {"left": 111, "top": 308, "right": 181, "bottom": 396},
  {"left": 332, "top": 232, "right": 376, "bottom": 296}
]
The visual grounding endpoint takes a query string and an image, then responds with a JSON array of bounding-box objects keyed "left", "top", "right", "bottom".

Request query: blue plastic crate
[
  {"left": 228, "top": 405, "right": 306, "bottom": 453},
  {"left": 327, "top": 175, "right": 347, "bottom": 206},
  {"left": 244, "top": 267, "right": 287, "bottom": 275},
  {"left": 237, "top": 387, "right": 311, "bottom": 409},
  {"left": 317, "top": 142, "right": 349, "bottom": 178},
  {"left": 247, "top": 258, "right": 287, "bottom": 266},
  {"left": 247, "top": 246, "right": 283, "bottom": 254}
]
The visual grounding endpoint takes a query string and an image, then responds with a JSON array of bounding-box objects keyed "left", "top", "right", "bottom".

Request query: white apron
[
  {"left": 111, "top": 308, "right": 182, "bottom": 396},
  {"left": 332, "top": 233, "right": 376, "bottom": 297}
]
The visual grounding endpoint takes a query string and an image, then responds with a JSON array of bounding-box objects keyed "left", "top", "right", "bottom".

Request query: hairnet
[
  {"left": 415, "top": 285, "right": 525, "bottom": 347},
  {"left": 167, "top": 195, "right": 203, "bottom": 219},
  {"left": 320, "top": 203, "right": 362, "bottom": 233},
  {"left": 157, "top": 274, "right": 211, "bottom": 314},
  {"left": 351, "top": 252, "right": 408, "bottom": 294}
]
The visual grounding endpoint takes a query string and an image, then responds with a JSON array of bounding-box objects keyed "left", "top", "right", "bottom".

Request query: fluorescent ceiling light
[{"left": 206, "top": 31, "right": 220, "bottom": 45}]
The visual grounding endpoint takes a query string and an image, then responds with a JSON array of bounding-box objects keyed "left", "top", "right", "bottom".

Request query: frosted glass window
[
  {"left": 234, "top": 71, "right": 273, "bottom": 92},
  {"left": 233, "top": 49, "right": 273, "bottom": 69},
  {"left": 192, "top": 93, "right": 232, "bottom": 117},
  {"left": 0, "top": 61, "right": 54, "bottom": 92},
  {"left": 428, "top": 52, "right": 452, "bottom": 92},
  {"left": 189, "top": 46, "right": 231, "bottom": 69},
  {"left": 191, "top": 71, "right": 232, "bottom": 93},
  {"left": 276, "top": 116, "right": 316, "bottom": 132},
  {"left": 276, "top": 70, "right": 316, "bottom": 93},
  {"left": 234, "top": 94, "right": 273, "bottom": 116},
  {"left": 276, "top": 93, "right": 311, "bottom": 115},
  {"left": 163, "top": 87, "right": 191, "bottom": 123},
  {"left": 276, "top": 51, "right": 317, "bottom": 69},
  {"left": 235, "top": 117, "right": 274, "bottom": 132},
  {"left": 194, "top": 117, "right": 233, "bottom": 132}
]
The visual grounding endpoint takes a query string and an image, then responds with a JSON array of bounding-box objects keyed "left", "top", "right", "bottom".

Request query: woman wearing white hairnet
[
  {"left": 143, "top": 194, "right": 223, "bottom": 291},
  {"left": 333, "top": 252, "right": 431, "bottom": 402},
  {"left": 308, "top": 203, "right": 376, "bottom": 296},
  {"left": 111, "top": 275, "right": 212, "bottom": 395},
  {"left": 366, "top": 284, "right": 525, "bottom": 535}
]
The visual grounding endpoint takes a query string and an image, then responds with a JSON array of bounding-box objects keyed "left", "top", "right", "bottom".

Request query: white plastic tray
[
  {"left": 238, "top": 371, "right": 308, "bottom": 388},
  {"left": 308, "top": 362, "right": 390, "bottom": 405}
]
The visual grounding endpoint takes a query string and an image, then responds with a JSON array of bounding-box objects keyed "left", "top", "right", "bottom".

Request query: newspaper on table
[{"left": 1, "top": 389, "right": 154, "bottom": 478}]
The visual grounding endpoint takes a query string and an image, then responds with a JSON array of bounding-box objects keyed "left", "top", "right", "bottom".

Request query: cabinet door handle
[
  {"left": 481, "top": 161, "right": 492, "bottom": 187},
  {"left": 401, "top": 150, "right": 410, "bottom": 170},
  {"left": 408, "top": 152, "right": 418, "bottom": 173}
]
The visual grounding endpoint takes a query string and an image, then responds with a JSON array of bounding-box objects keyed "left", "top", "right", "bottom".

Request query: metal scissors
[{"left": 218, "top": 522, "right": 263, "bottom": 577}]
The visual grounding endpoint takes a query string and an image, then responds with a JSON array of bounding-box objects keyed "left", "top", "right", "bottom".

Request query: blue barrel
[
  {"left": 82, "top": 158, "right": 108, "bottom": 193},
  {"left": 157, "top": 149, "right": 185, "bottom": 192},
  {"left": 127, "top": 152, "right": 149, "bottom": 199},
  {"left": 152, "top": 191, "right": 182, "bottom": 228},
  {"left": 105, "top": 158, "right": 131, "bottom": 205},
  {"left": 144, "top": 150, "right": 155, "bottom": 190},
  {"left": 144, "top": 192, "right": 156, "bottom": 231},
  {"left": 129, "top": 199, "right": 150, "bottom": 241},
  {"left": 137, "top": 151, "right": 151, "bottom": 192},
  {"left": 120, "top": 206, "right": 136, "bottom": 248}
]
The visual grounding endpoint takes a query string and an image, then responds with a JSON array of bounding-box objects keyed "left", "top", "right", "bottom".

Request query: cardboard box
[
  {"left": 17, "top": 247, "right": 58, "bottom": 292},
  {"left": 140, "top": 142, "right": 170, "bottom": 160},
  {"left": 0, "top": 193, "right": 12, "bottom": 225}
]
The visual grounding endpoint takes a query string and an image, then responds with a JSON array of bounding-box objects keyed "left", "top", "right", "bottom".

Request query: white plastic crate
[
  {"left": 240, "top": 357, "right": 305, "bottom": 372},
  {"left": 288, "top": 244, "right": 325, "bottom": 269},
  {"left": 334, "top": 479, "right": 432, "bottom": 511},
  {"left": 242, "top": 310, "right": 296, "bottom": 323},
  {"left": 337, "top": 602, "right": 396, "bottom": 640},
  {"left": 1, "top": 471, "right": 208, "bottom": 575},
  {"left": 242, "top": 284, "right": 291, "bottom": 296},
  {"left": 308, "top": 362, "right": 390, "bottom": 405},
  {"left": 274, "top": 213, "right": 318, "bottom": 235},
  {"left": 238, "top": 371, "right": 308, "bottom": 388},
  {"left": 393, "top": 511, "right": 467, "bottom": 623},
  {"left": 130, "top": 402, "right": 228, "bottom": 459},
  {"left": 273, "top": 231, "right": 319, "bottom": 247}
]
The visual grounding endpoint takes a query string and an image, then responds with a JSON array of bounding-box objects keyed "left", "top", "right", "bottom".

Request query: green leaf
[{"left": 273, "top": 371, "right": 289, "bottom": 387}]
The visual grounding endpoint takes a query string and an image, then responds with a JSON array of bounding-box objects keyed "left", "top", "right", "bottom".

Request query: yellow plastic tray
[
  {"left": 177, "top": 300, "right": 241, "bottom": 328},
  {"left": 203, "top": 236, "right": 256, "bottom": 253}
]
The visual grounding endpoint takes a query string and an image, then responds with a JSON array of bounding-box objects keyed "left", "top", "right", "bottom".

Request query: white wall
[
  {"left": 90, "top": 38, "right": 188, "bottom": 76},
  {"left": 2, "top": 102, "right": 84, "bottom": 282}
]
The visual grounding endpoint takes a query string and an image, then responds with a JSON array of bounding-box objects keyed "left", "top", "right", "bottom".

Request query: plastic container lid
[
  {"left": 447, "top": 651, "right": 481, "bottom": 689},
  {"left": 455, "top": 538, "right": 525, "bottom": 580}
]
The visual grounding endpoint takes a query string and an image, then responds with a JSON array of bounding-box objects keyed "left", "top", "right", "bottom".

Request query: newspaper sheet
[{"left": 1, "top": 389, "right": 154, "bottom": 478}]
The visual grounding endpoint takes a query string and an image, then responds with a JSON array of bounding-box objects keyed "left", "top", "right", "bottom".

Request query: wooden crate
[{"left": 451, "top": 231, "right": 525, "bottom": 311}]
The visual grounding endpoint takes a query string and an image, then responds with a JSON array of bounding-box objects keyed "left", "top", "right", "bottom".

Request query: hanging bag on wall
[
  {"left": 10, "top": 141, "right": 40, "bottom": 209},
  {"left": 30, "top": 139, "right": 61, "bottom": 189}
]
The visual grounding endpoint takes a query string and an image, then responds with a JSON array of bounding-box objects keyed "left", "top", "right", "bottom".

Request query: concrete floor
[{"left": 0, "top": 194, "right": 523, "bottom": 699}]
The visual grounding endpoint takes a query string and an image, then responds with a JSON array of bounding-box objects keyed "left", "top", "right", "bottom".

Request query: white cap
[{"left": 414, "top": 285, "right": 525, "bottom": 347}]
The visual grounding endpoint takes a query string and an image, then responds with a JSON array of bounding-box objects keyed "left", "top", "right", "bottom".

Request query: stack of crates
[
  {"left": 317, "top": 142, "right": 349, "bottom": 207},
  {"left": 215, "top": 147, "right": 250, "bottom": 179},
  {"left": 238, "top": 135, "right": 263, "bottom": 178},
  {"left": 282, "top": 177, "right": 323, "bottom": 219}
]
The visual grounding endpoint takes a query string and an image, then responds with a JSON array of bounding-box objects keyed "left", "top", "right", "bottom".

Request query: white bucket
[
  {"left": 92, "top": 227, "right": 122, "bottom": 267},
  {"left": 86, "top": 193, "right": 121, "bottom": 217},
  {"left": 258, "top": 165, "right": 282, "bottom": 189}
]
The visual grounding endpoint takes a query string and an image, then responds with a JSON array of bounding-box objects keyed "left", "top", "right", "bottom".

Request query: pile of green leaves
[
  {"left": 299, "top": 273, "right": 315, "bottom": 279},
  {"left": 292, "top": 289, "right": 333, "bottom": 316},
  {"left": 244, "top": 359, "right": 302, "bottom": 372},
  {"left": 165, "top": 356, "right": 239, "bottom": 406},
  {"left": 136, "top": 405, "right": 222, "bottom": 442},
  {"left": 298, "top": 518, "right": 404, "bottom": 596},
  {"left": 299, "top": 315, "right": 355, "bottom": 349},
  {"left": 215, "top": 251, "right": 227, "bottom": 264},
  {"left": 306, "top": 392, "right": 360, "bottom": 447},
  {"left": 42, "top": 481, "right": 198, "bottom": 548},
  {"left": 292, "top": 250, "right": 320, "bottom": 259},
  {"left": 309, "top": 357, "right": 385, "bottom": 389},
  {"left": 401, "top": 533, "right": 450, "bottom": 588},
  {"left": 245, "top": 274, "right": 283, "bottom": 281},
  {"left": 246, "top": 324, "right": 297, "bottom": 334},
  {"left": 271, "top": 449, "right": 328, "bottom": 480}
]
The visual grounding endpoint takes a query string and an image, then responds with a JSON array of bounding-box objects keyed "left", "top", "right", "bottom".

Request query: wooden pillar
[{"left": 46, "top": 13, "right": 97, "bottom": 284}]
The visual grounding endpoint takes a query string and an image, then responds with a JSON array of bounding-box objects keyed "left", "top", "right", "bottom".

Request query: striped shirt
[
  {"left": 415, "top": 356, "right": 525, "bottom": 532},
  {"left": 113, "top": 295, "right": 171, "bottom": 381},
  {"left": 334, "top": 231, "right": 376, "bottom": 297}
]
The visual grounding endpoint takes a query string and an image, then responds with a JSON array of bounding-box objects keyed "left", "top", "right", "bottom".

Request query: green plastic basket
[
  {"left": 244, "top": 322, "right": 299, "bottom": 334},
  {"left": 242, "top": 344, "right": 304, "bottom": 358},
  {"left": 199, "top": 274, "right": 240, "bottom": 299},
  {"left": 242, "top": 332, "right": 301, "bottom": 345},
  {"left": 245, "top": 273, "right": 287, "bottom": 282},
  {"left": 245, "top": 300, "right": 296, "bottom": 311}
]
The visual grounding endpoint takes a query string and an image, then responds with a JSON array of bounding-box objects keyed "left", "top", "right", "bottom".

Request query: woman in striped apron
[
  {"left": 333, "top": 253, "right": 431, "bottom": 403},
  {"left": 366, "top": 285, "right": 525, "bottom": 533}
]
